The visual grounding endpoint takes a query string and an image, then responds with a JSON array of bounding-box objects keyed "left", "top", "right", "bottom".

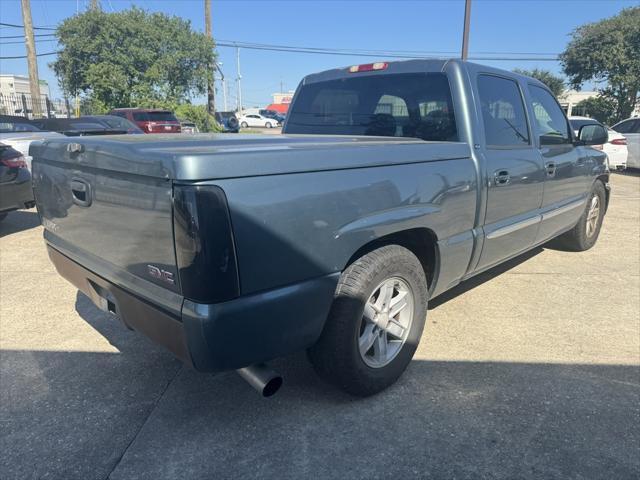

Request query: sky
[{"left": 0, "top": 0, "right": 636, "bottom": 110}]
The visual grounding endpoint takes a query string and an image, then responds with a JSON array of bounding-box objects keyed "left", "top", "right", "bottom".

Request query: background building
[
  {"left": 0, "top": 74, "right": 51, "bottom": 98},
  {"left": 264, "top": 91, "right": 295, "bottom": 114}
]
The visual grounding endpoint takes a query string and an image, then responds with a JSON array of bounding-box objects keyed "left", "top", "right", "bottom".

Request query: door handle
[
  {"left": 545, "top": 162, "right": 557, "bottom": 177},
  {"left": 493, "top": 170, "right": 510, "bottom": 186},
  {"left": 70, "top": 178, "right": 92, "bottom": 207}
]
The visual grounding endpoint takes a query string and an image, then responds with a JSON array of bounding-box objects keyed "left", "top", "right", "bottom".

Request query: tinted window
[
  {"left": 132, "top": 112, "right": 148, "bottom": 121},
  {"left": 147, "top": 111, "right": 177, "bottom": 122},
  {"left": 529, "top": 85, "right": 571, "bottom": 145},
  {"left": 613, "top": 119, "right": 638, "bottom": 134},
  {"left": 0, "top": 121, "right": 41, "bottom": 133},
  {"left": 285, "top": 73, "right": 458, "bottom": 141},
  {"left": 100, "top": 116, "right": 143, "bottom": 132},
  {"left": 477, "top": 75, "right": 529, "bottom": 147}
]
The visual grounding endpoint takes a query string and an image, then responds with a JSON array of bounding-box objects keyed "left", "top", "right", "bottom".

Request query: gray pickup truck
[{"left": 32, "top": 59, "right": 609, "bottom": 397}]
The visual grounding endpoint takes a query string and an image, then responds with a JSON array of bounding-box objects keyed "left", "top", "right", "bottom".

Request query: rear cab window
[
  {"left": 147, "top": 111, "right": 178, "bottom": 122},
  {"left": 477, "top": 75, "right": 530, "bottom": 148},
  {"left": 285, "top": 73, "right": 458, "bottom": 142}
]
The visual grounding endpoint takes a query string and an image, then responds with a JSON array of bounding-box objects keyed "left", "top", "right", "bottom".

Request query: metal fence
[{"left": 0, "top": 93, "right": 72, "bottom": 119}]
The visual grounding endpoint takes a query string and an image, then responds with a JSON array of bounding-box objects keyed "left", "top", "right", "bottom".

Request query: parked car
[
  {"left": 0, "top": 115, "right": 64, "bottom": 170},
  {"left": 180, "top": 121, "right": 199, "bottom": 134},
  {"left": 30, "top": 117, "right": 130, "bottom": 136},
  {"left": 259, "top": 109, "right": 286, "bottom": 124},
  {"left": 108, "top": 108, "right": 181, "bottom": 134},
  {"left": 569, "top": 116, "right": 628, "bottom": 171},
  {"left": 83, "top": 115, "right": 144, "bottom": 134},
  {"left": 238, "top": 113, "right": 279, "bottom": 129},
  {"left": 0, "top": 143, "right": 34, "bottom": 221},
  {"left": 611, "top": 117, "right": 640, "bottom": 169},
  {"left": 214, "top": 111, "right": 240, "bottom": 133},
  {"left": 32, "top": 60, "right": 609, "bottom": 397}
]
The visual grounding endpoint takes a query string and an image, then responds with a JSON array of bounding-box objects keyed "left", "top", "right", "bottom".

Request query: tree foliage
[
  {"left": 560, "top": 7, "right": 640, "bottom": 122},
  {"left": 52, "top": 8, "right": 215, "bottom": 109},
  {"left": 174, "top": 104, "right": 220, "bottom": 133},
  {"left": 513, "top": 68, "right": 565, "bottom": 97}
]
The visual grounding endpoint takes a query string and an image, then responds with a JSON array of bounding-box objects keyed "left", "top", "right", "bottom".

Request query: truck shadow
[{"left": 0, "top": 209, "right": 41, "bottom": 237}]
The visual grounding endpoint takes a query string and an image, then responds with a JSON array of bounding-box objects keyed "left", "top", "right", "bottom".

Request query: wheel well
[
  {"left": 345, "top": 228, "right": 438, "bottom": 290},
  {"left": 596, "top": 174, "right": 610, "bottom": 211}
]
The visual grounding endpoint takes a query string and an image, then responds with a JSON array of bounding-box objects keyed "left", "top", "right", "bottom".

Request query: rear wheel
[
  {"left": 240, "top": 121, "right": 248, "bottom": 128},
  {"left": 308, "top": 245, "right": 428, "bottom": 396},
  {"left": 555, "top": 180, "right": 606, "bottom": 251}
]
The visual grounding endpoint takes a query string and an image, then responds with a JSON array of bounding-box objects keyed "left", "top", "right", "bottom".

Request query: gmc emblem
[{"left": 147, "top": 265, "right": 175, "bottom": 285}]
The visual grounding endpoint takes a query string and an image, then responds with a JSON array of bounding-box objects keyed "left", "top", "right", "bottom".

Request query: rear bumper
[
  {"left": 0, "top": 169, "right": 34, "bottom": 213},
  {"left": 47, "top": 245, "right": 339, "bottom": 372}
]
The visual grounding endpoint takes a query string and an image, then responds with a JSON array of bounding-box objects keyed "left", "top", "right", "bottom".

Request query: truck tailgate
[{"left": 31, "top": 140, "right": 180, "bottom": 299}]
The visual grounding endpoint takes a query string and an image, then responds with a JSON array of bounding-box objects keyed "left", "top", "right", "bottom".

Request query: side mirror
[{"left": 578, "top": 124, "right": 608, "bottom": 146}]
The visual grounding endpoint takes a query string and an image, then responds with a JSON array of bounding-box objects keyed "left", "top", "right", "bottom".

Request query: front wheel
[
  {"left": 265, "top": 122, "right": 272, "bottom": 129},
  {"left": 240, "top": 121, "right": 248, "bottom": 128},
  {"left": 308, "top": 245, "right": 428, "bottom": 396},
  {"left": 555, "top": 180, "right": 606, "bottom": 251}
]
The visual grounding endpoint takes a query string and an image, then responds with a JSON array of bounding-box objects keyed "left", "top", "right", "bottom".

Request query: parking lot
[{"left": 1, "top": 172, "right": 638, "bottom": 479}]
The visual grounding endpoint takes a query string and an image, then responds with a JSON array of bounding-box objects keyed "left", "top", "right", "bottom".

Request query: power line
[
  {"left": 0, "top": 50, "right": 59, "bottom": 59},
  {"left": 0, "top": 22, "right": 55, "bottom": 30},
  {"left": 0, "top": 33, "right": 55, "bottom": 39}
]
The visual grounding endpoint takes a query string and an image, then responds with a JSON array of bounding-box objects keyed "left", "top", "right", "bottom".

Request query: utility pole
[
  {"left": 236, "top": 46, "right": 243, "bottom": 114},
  {"left": 461, "top": 0, "right": 472, "bottom": 60},
  {"left": 205, "top": 0, "right": 215, "bottom": 115},
  {"left": 21, "top": 0, "right": 42, "bottom": 118},
  {"left": 216, "top": 63, "right": 228, "bottom": 111},
  {"left": 89, "top": 0, "right": 100, "bottom": 10}
]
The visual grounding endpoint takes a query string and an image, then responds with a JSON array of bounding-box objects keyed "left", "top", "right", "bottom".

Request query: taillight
[
  {"left": 1, "top": 155, "right": 27, "bottom": 168},
  {"left": 173, "top": 185, "right": 239, "bottom": 303},
  {"left": 348, "top": 62, "right": 388, "bottom": 73},
  {"left": 610, "top": 138, "right": 627, "bottom": 146}
]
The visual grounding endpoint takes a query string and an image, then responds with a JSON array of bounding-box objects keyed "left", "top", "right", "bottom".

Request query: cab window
[
  {"left": 477, "top": 75, "right": 530, "bottom": 147},
  {"left": 529, "top": 85, "right": 571, "bottom": 145}
]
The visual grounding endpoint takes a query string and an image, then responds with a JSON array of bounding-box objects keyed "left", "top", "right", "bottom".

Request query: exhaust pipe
[{"left": 237, "top": 363, "right": 283, "bottom": 397}]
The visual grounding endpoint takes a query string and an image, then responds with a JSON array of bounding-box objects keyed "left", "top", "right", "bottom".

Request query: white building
[
  {"left": 0, "top": 74, "right": 51, "bottom": 98},
  {"left": 557, "top": 90, "right": 598, "bottom": 117}
]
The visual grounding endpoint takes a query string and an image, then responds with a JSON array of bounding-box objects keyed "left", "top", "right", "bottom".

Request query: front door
[
  {"left": 474, "top": 74, "right": 545, "bottom": 271},
  {"left": 526, "top": 85, "right": 588, "bottom": 243}
]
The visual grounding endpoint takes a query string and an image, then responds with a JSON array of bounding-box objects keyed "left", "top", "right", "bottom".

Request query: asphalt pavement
[{"left": 1, "top": 173, "right": 639, "bottom": 480}]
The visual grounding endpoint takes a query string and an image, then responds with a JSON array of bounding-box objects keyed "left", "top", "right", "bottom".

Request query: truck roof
[{"left": 301, "top": 58, "right": 549, "bottom": 91}]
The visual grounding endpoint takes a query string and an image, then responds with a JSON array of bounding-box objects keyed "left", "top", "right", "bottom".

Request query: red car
[{"left": 108, "top": 108, "right": 181, "bottom": 134}]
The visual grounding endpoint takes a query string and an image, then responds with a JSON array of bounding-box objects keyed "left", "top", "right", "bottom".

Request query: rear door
[
  {"left": 474, "top": 74, "right": 545, "bottom": 271},
  {"left": 614, "top": 119, "right": 640, "bottom": 168},
  {"left": 526, "top": 85, "right": 588, "bottom": 242}
]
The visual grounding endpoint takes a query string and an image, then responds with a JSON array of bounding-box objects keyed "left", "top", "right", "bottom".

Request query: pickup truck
[{"left": 31, "top": 59, "right": 609, "bottom": 397}]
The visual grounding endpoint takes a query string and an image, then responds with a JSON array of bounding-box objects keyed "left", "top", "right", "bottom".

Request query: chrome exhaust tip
[{"left": 237, "top": 363, "right": 283, "bottom": 397}]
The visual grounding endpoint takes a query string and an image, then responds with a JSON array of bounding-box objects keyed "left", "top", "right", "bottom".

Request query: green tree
[
  {"left": 513, "top": 68, "right": 565, "bottom": 97},
  {"left": 52, "top": 8, "right": 215, "bottom": 109},
  {"left": 573, "top": 96, "right": 618, "bottom": 125},
  {"left": 560, "top": 7, "right": 640, "bottom": 123},
  {"left": 174, "top": 104, "right": 220, "bottom": 133}
]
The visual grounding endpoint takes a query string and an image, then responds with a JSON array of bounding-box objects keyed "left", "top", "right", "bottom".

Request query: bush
[{"left": 174, "top": 104, "right": 220, "bottom": 132}]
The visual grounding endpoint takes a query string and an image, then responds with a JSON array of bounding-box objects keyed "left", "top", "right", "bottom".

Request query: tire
[
  {"left": 240, "top": 121, "right": 248, "bottom": 129},
  {"left": 308, "top": 245, "right": 428, "bottom": 397},
  {"left": 555, "top": 180, "right": 606, "bottom": 251},
  {"left": 228, "top": 117, "right": 239, "bottom": 130},
  {"left": 265, "top": 122, "right": 272, "bottom": 129}
]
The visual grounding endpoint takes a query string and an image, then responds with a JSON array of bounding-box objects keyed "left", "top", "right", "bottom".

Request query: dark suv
[
  {"left": 109, "top": 108, "right": 181, "bottom": 134},
  {"left": 214, "top": 111, "right": 240, "bottom": 133}
]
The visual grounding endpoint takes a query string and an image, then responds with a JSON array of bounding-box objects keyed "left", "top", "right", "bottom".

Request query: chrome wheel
[
  {"left": 586, "top": 195, "right": 600, "bottom": 238},
  {"left": 358, "top": 277, "right": 414, "bottom": 368}
]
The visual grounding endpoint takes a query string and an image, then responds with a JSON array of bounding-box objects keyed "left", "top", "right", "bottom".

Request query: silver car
[{"left": 612, "top": 117, "right": 640, "bottom": 169}]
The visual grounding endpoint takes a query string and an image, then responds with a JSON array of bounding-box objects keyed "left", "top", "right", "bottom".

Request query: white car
[
  {"left": 238, "top": 114, "right": 279, "bottom": 129},
  {"left": 0, "top": 118, "right": 64, "bottom": 170},
  {"left": 569, "top": 116, "right": 628, "bottom": 171},
  {"left": 611, "top": 117, "right": 640, "bottom": 169}
]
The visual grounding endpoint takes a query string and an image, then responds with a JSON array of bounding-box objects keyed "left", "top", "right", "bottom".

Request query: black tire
[
  {"left": 555, "top": 180, "right": 606, "bottom": 251},
  {"left": 308, "top": 245, "right": 428, "bottom": 396},
  {"left": 227, "top": 116, "right": 239, "bottom": 130},
  {"left": 240, "top": 121, "right": 248, "bottom": 129}
]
